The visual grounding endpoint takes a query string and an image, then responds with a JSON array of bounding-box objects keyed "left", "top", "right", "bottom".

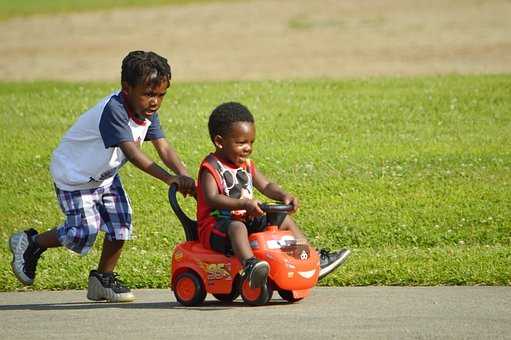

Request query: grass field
[{"left": 0, "top": 75, "right": 510, "bottom": 291}]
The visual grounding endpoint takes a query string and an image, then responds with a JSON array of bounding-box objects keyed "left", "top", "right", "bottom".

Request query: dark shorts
[{"left": 210, "top": 216, "right": 267, "bottom": 255}]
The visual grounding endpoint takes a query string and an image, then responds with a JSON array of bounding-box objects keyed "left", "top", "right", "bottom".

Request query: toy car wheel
[
  {"left": 173, "top": 271, "right": 207, "bottom": 306},
  {"left": 212, "top": 276, "right": 241, "bottom": 302},
  {"left": 240, "top": 277, "right": 273, "bottom": 306},
  {"left": 278, "top": 289, "right": 304, "bottom": 303}
]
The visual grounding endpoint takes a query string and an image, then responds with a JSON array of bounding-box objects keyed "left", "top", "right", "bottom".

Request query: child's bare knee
[{"left": 227, "top": 221, "right": 247, "bottom": 236}]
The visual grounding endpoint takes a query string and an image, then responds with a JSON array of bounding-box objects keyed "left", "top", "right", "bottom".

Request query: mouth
[
  {"left": 230, "top": 156, "right": 245, "bottom": 166},
  {"left": 298, "top": 269, "right": 316, "bottom": 279},
  {"left": 143, "top": 109, "right": 157, "bottom": 116}
]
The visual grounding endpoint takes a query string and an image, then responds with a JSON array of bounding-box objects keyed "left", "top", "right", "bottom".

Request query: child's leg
[
  {"left": 226, "top": 220, "right": 253, "bottom": 264},
  {"left": 226, "top": 220, "right": 269, "bottom": 289},
  {"left": 87, "top": 176, "right": 134, "bottom": 302},
  {"left": 280, "top": 216, "right": 308, "bottom": 244},
  {"left": 35, "top": 228, "right": 61, "bottom": 248},
  {"left": 95, "top": 175, "right": 132, "bottom": 273},
  {"left": 9, "top": 185, "right": 102, "bottom": 285},
  {"left": 98, "top": 237, "right": 125, "bottom": 273}
]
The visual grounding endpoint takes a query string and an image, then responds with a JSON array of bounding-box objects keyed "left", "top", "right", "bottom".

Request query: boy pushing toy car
[{"left": 9, "top": 51, "right": 195, "bottom": 302}]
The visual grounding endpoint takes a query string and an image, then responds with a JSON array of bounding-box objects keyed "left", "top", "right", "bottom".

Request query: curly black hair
[
  {"left": 121, "top": 51, "right": 171, "bottom": 87},
  {"left": 208, "top": 102, "right": 254, "bottom": 142}
]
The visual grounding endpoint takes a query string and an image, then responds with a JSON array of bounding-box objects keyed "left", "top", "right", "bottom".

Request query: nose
[
  {"left": 149, "top": 96, "right": 158, "bottom": 105},
  {"left": 243, "top": 144, "right": 252, "bottom": 154}
]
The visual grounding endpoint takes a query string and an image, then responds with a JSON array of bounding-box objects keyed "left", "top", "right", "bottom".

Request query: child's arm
[
  {"left": 200, "top": 170, "right": 264, "bottom": 216},
  {"left": 151, "top": 138, "right": 195, "bottom": 196},
  {"left": 253, "top": 169, "right": 299, "bottom": 213},
  {"left": 151, "top": 138, "right": 189, "bottom": 176},
  {"left": 120, "top": 140, "right": 192, "bottom": 193}
]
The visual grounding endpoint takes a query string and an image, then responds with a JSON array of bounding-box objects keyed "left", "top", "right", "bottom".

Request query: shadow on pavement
[
  {"left": 0, "top": 301, "right": 182, "bottom": 311},
  {"left": 0, "top": 299, "right": 289, "bottom": 311}
]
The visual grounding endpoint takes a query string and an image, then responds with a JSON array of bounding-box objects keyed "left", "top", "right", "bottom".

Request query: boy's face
[
  {"left": 122, "top": 79, "right": 170, "bottom": 119},
  {"left": 215, "top": 122, "right": 255, "bottom": 167}
]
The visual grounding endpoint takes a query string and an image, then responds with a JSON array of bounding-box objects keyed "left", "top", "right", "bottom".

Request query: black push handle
[{"left": 168, "top": 184, "right": 198, "bottom": 241}]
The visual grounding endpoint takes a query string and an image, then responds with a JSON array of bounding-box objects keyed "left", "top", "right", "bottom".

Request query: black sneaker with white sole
[
  {"left": 318, "top": 248, "right": 351, "bottom": 280},
  {"left": 243, "top": 258, "right": 270, "bottom": 289},
  {"left": 9, "top": 228, "right": 46, "bottom": 285},
  {"left": 87, "top": 270, "right": 135, "bottom": 302}
]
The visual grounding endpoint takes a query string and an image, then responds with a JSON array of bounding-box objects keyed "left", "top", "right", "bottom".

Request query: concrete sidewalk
[{"left": 1, "top": 287, "right": 510, "bottom": 339}]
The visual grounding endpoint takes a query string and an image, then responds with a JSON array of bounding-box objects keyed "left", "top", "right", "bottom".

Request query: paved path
[{"left": 1, "top": 287, "right": 510, "bottom": 339}]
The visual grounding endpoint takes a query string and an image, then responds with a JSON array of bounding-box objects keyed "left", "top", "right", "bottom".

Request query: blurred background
[
  {"left": 1, "top": 0, "right": 510, "bottom": 82},
  {"left": 1, "top": 1, "right": 510, "bottom": 290}
]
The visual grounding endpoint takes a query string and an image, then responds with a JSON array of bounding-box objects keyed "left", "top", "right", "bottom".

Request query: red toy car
[{"left": 168, "top": 184, "right": 320, "bottom": 306}]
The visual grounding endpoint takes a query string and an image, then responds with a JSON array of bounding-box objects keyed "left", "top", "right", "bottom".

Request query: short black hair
[
  {"left": 208, "top": 102, "right": 254, "bottom": 142},
  {"left": 121, "top": 51, "right": 171, "bottom": 87}
]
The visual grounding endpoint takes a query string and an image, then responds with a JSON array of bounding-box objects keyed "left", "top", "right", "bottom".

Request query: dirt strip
[{"left": 0, "top": 0, "right": 510, "bottom": 81}]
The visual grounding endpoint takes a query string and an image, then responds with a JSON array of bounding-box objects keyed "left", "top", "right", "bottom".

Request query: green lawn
[
  {"left": 0, "top": 0, "right": 237, "bottom": 21},
  {"left": 0, "top": 75, "right": 510, "bottom": 291}
]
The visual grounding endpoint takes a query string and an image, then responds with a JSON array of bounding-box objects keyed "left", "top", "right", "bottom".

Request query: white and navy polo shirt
[{"left": 50, "top": 91, "right": 165, "bottom": 191}]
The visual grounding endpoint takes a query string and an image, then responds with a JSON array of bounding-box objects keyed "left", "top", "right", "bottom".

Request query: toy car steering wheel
[
  {"left": 258, "top": 202, "right": 294, "bottom": 213},
  {"left": 258, "top": 202, "right": 293, "bottom": 227}
]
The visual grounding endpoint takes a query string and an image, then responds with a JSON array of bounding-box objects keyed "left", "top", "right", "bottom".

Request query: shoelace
[
  {"left": 103, "top": 272, "right": 128, "bottom": 290},
  {"left": 319, "top": 249, "right": 332, "bottom": 259},
  {"left": 242, "top": 258, "right": 258, "bottom": 277}
]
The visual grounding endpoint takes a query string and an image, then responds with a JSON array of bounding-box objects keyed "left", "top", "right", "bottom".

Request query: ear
[
  {"left": 213, "top": 135, "right": 223, "bottom": 149},
  {"left": 121, "top": 81, "right": 130, "bottom": 95},
  {"left": 163, "top": 78, "right": 171, "bottom": 89}
]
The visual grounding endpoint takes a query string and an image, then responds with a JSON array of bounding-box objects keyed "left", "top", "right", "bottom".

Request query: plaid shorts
[{"left": 55, "top": 176, "right": 132, "bottom": 255}]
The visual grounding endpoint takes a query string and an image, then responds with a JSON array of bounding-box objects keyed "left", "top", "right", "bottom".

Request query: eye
[{"left": 144, "top": 91, "right": 159, "bottom": 98}]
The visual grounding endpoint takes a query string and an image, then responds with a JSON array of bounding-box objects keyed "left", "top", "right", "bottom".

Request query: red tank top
[{"left": 196, "top": 154, "right": 256, "bottom": 247}]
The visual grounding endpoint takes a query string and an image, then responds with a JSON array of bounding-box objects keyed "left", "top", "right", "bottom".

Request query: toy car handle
[
  {"left": 258, "top": 202, "right": 294, "bottom": 213},
  {"left": 168, "top": 183, "right": 198, "bottom": 241}
]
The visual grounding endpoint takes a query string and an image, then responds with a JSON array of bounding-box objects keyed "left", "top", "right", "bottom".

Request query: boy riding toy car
[{"left": 168, "top": 184, "right": 320, "bottom": 306}]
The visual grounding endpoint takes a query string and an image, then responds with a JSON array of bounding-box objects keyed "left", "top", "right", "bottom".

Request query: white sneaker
[
  {"left": 9, "top": 228, "right": 45, "bottom": 285},
  {"left": 87, "top": 270, "right": 135, "bottom": 302}
]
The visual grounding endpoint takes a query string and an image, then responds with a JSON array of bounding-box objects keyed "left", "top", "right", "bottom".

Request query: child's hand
[
  {"left": 174, "top": 175, "right": 196, "bottom": 198},
  {"left": 283, "top": 195, "right": 299, "bottom": 213},
  {"left": 242, "top": 199, "right": 265, "bottom": 217}
]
